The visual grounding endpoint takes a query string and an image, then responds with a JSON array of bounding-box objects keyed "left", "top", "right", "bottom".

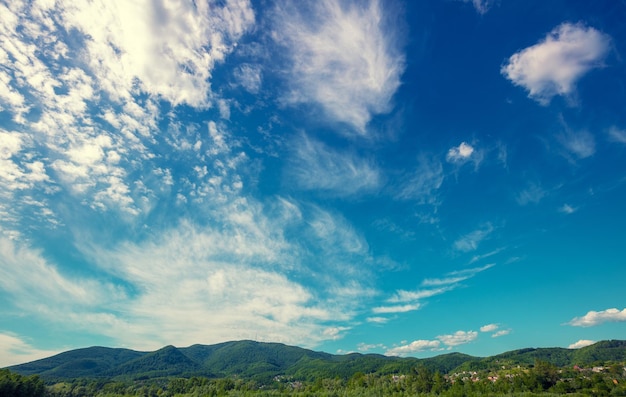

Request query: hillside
[{"left": 7, "top": 339, "right": 626, "bottom": 383}]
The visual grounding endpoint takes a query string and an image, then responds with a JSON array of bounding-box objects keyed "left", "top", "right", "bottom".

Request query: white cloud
[
  {"left": 366, "top": 317, "right": 390, "bottom": 324},
  {"left": 568, "top": 308, "right": 626, "bottom": 327},
  {"left": 480, "top": 323, "right": 498, "bottom": 332},
  {"left": 0, "top": 333, "right": 61, "bottom": 367},
  {"left": 491, "top": 329, "right": 511, "bottom": 338},
  {"left": 559, "top": 204, "right": 577, "bottom": 214},
  {"left": 558, "top": 129, "right": 596, "bottom": 159},
  {"left": 446, "top": 142, "right": 475, "bottom": 164},
  {"left": 386, "top": 340, "right": 441, "bottom": 356},
  {"left": 0, "top": 0, "right": 257, "bottom": 221},
  {"left": 383, "top": 264, "right": 493, "bottom": 319},
  {"left": 447, "top": 264, "right": 496, "bottom": 282},
  {"left": 396, "top": 154, "right": 444, "bottom": 204},
  {"left": 516, "top": 183, "right": 547, "bottom": 206},
  {"left": 469, "top": 248, "right": 504, "bottom": 264},
  {"left": 453, "top": 223, "right": 494, "bottom": 252},
  {"left": 61, "top": 0, "right": 254, "bottom": 107},
  {"left": 234, "top": 64, "right": 263, "bottom": 94},
  {"left": 274, "top": 0, "right": 405, "bottom": 134},
  {"left": 421, "top": 276, "right": 467, "bottom": 287},
  {"left": 502, "top": 23, "right": 611, "bottom": 104},
  {"left": 0, "top": 236, "right": 121, "bottom": 312},
  {"left": 358, "top": 342, "right": 385, "bottom": 352},
  {"left": 78, "top": 220, "right": 358, "bottom": 349},
  {"left": 372, "top": 303, "right": 421, "bottom": 314},
  {"left": 460, "top": 0, "right": 495, "bottom": 14},
  {"left": 288, "top": 134, "right": 382, "bottom": 196},
  {"left": 323, "top": 327, "right": 351, "bottom": 340},
  {"left": 388, "top": 287, "right": 452, "bottom": 303},
  {"left": 568, "top": 339, "right": 596, "bottom": 349},
  {"left": 437, "top": 330, "right": 478, "bottom": 347},
  {"left": 608, "top": 126, "right": 626, "bottom": 144}
]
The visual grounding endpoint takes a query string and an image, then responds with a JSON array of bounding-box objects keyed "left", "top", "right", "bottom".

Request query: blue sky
[{"left": 1, "top": 0, "right": 626, "bottom": 366}]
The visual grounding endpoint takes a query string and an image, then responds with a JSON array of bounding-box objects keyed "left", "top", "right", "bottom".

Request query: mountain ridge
[{"left": 7, "top": 339, "right": 626, "bottom": 382}]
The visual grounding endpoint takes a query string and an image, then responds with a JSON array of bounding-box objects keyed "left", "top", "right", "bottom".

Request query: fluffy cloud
[
  {"left": 446, "top": 142, "right": 474, "bottom": 163},
  {"left": 568, "top": 308, "right": 626, "bottom": 327},
  {"left": 386, "top": 340, "right": 441, "bottom": 356},
  {"left": 437, "top": 330, "right": 478, "bottom": 347},
  {"left": 385, "top": 329, "right": 479, "bottom": 356},
  {"left": 568, "top": 339, "right": 596, "bottom": 349},
  {"left": 273, "top": 0, "right": 405, "bottom": 134},
  {"left": 480, "top": 323, "right": 498, "bottom": 333},
  {"left": 502, "top": 23, "right": 611, "bottom": 104},
  {"left": 62, "top": 0, "right": 255, "bottom": 107},
  {"left": 0, "top": 0, "right": 256, "bottom": 223}
]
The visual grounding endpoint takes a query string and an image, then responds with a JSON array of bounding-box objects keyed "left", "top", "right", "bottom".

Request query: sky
[{"left": 1, "top": 0, "right": 626, "bottom": 367}]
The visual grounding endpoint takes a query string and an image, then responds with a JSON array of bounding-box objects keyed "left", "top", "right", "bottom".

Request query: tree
[{"left": 0, "top": 369, "right": 45, "bottom": 397}]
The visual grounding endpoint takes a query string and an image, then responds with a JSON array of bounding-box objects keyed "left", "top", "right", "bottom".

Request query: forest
[
  {"left": 3, "top": 358, "right": 626, "bottom": 396},
  {"left": 5, "top": 340, "right": 626, "bottom": 396}
]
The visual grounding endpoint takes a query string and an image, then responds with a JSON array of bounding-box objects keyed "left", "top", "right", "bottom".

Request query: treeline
[
  {"left": 3, "top": 360, "right": 626, "bottom": 396},
  {"left": 0, "top": 368, "right": 46, "bottom": 397}
]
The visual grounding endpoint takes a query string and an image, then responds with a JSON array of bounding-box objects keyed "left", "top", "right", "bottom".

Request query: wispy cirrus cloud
[
  {"left": 502, "top": 22, "right": 611, "bottom": 105},
  {"left": 376, "top": 264, "right": 494, "bottom": 321},
  {"left": 453, "top": 223, "right": 495, "bottom": 252},
  {"left": 567, "top": 308, "right": 626, "bottom": 327},
  {"left": 396, "top": 154, "right": 444, "bottom": 204},
  {"left": 287, "top": 133, "right": 382, "bottom": 197},
  {"left": 608, "top": 126, "right": 626, "bottom": 144},
  {"left": 559, "top": 204, "right": 577, "bottom": 214},
  {"left": 372, "top": 303, "right": 421, "bottom": 314},
  {"left": 0, "top": 333, "right": 61, "bottom": 367},
  {"left": 273, "top": 0, "right": 405, "bottom": 134},
  {"left": 558, "top": 129, "right": 596, "bottom": 160},
  {"left": 491, "top": 329, "right": 511, "bottom": 338},
  {"left": 516, "top": 182, "right": 547, "bottom": 206},
  {"left": 459, "top": 0, "right": 496, "bottom": 15}
]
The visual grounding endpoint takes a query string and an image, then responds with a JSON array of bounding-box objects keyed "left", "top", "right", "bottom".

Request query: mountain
[
  {"left": 453, "top": 340, "right": 626, "bottom": 372},
  {"left": 7, "top": 346, "right": 145, "bottom": 379},
  {"left": 7, "top": 340, "right": 626, "bottom": 382}
]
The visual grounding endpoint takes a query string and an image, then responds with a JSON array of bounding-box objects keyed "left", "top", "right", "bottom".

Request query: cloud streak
[{"left": 453, "top": 224, "right": 495, "bottom": 252}]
